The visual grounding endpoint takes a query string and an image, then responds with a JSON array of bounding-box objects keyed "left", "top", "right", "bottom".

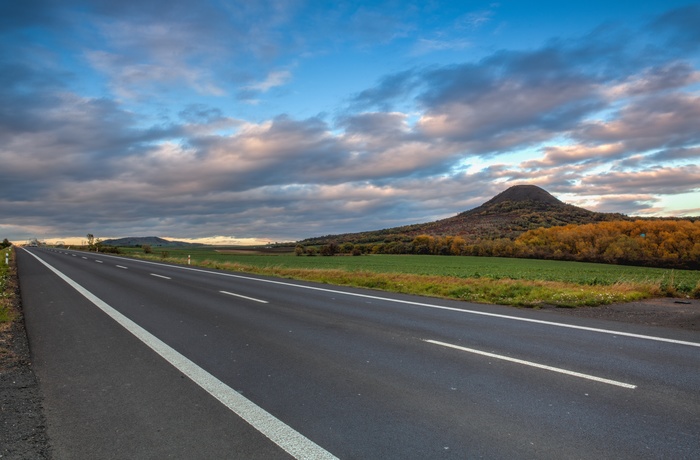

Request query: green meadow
[{"left": 114, "top": 246, "right": 700, "bottom": 307}]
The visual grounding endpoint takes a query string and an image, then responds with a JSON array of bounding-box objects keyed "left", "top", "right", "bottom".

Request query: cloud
[
  {"left": 651, "top": 4, "right": 700, "bottom": 52},
  {"left": 86, "top": 50, "right": 226, "bottom": 98},
  {"left": 459, "top": 9, "right": 495, "bottom": 29},
  {"left": 345, "top": 7, "right": 413, "bottom": 45},
  {"left": 3, "top": 3, "right": 700, "bottom": 243},
  {"left": 574, "top": 194, "right": 660, "bottom": 215},
  {"left": 357, "top": 39, "right": 626, "bottom": 151},
  {"left": 574, "top": 93, "right": 700, "bottom": 151},
  {"left": 351, "top": 70, "right": 420, "bottom": 111},
  {"left": 580, "top": 165, "right": 700, "bottom": 196},
  {"left": 521, "top": 143, "right": 627, "bottom": 169},
  {"left": 237, "top": 70, "right": 293, "bottom": 101},
  {"left": 0, "top": 0, "right": 65, "bottom": 32},
  {"left": 244, "top": 70, "right": 292, "bottom": 92},
  {"left": 648, "top": 146, "right": 700, "bottom": 163},
  {"left": 604, "top": 62, "right": 700, "bottom": 98},
  {"left": 411, "top": 38, "right": 471, "bottom": 56}
]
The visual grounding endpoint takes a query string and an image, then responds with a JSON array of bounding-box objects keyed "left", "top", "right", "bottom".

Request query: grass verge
[
  {"left": 117, "top": 250, "right": 674, "bottom": 307},
  {"left": 0, "top": 247, "right": 17, "bottom": 324}
]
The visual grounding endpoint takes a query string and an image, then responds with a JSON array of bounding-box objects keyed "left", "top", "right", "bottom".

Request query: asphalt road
[{"left": 17, "top": 247, "right": 700, "bottom": 459}]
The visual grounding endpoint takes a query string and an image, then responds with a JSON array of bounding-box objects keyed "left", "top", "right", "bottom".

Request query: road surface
[{"left": 17, "top": 247, "right": 700, "bottom": 459}]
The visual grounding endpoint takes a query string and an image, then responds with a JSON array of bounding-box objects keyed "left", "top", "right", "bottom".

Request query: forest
[{"left": 298, "top": 220, "right": 700, "bottom": 270}]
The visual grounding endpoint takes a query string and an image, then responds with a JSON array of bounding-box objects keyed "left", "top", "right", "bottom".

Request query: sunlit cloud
[{"left": 2, "top": 1, "right": 699, "bottom": 244}]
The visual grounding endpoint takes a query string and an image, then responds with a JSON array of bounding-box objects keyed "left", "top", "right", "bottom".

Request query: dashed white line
[
  {"left": 150, "top": 273, "right": 171, "bottom": 280},
  {"left": 82, "top": 257, "right": 88, "bottom": 260},
  {"left": 220, "top": 291, "right": 269, "bottom": 304},
  {"left": 424, "top": 339, "right": 637, "bottom": 389},
  {"left": 95, "top": 260, "right": 103, "bottom": 263},
  {"left": 23, "top": 249, "right": 338, "bottom": 460},
  {"left": 59, "top": 251, "right": 700, "bottom": 349},
  {"left": 116, "top": 265, "right": 128, "bottom": 269}
]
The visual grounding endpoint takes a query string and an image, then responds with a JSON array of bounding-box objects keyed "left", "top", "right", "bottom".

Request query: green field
[{"left": 115, "top": 246, "right": 700, "bottom": 306}]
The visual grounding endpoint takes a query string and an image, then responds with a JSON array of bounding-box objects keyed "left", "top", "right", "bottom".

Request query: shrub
[{"left": 100, "top": 246, "right": 121, "bottom": 254}]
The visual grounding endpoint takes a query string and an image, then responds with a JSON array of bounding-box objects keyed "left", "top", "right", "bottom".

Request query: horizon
[
  {"left": 18, "top": 184, "right": 698, "bottom": 247},
  {"left": 2, "top": 1, "right": 699, "bottom": 244}
]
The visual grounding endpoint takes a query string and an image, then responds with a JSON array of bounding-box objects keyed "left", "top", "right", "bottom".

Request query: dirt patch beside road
[
  {"left": 0, "top": 306, "right": 50, "bottom": 459},
  {"left": 542, "top": 297, "right": 700, "bottom": 331}
]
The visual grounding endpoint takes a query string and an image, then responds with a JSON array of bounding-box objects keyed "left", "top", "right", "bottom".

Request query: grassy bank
[
  {"left": 115, "top": 248, "right": 700, "bottom": 307},
  {"left": 0, "top": 247, "right": 16, "bottom": 323}
]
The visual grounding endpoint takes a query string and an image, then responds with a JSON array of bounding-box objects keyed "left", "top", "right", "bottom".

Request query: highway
[{"left": 17, "top": 247, "right": 700, "bottom": 459}]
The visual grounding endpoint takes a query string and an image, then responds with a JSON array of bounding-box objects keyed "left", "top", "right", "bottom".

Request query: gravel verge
[
  {"left": 0, "top": 308, "right": 50, "bottom": 459},
  {"left": 541, "top": 297, "right": 700, "bottom": 331}
]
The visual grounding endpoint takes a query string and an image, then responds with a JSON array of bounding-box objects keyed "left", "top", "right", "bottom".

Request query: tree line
[{"left": 297, "top": 220, "right": 700, "bottom": 269}]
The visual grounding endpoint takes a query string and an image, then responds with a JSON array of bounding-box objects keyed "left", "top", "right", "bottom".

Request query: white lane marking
[
  {"left": 425, "top": 339, "right": 637, "bottom": 389},
  {"left": 23, "top": 249, "right": 338, "bottom": 460},
  {"left": 220, "top": 291, "right": 269, "bottom": 304},
  {"left": 70, "top": 252, "right": 700, "bottom": 349},
  {"left": 72, "top": 254, "right": 77, "bottom": 257},
  {"left": 150, "top": 273, "right": 171, "bottom": 280},
  {"left": 116, "top": 265, "right": 128, "bottom": 269},
  {"left": 82, "top": 257, "right": 88, "bottom": 260},
  {"left": 95, "top": 260, "right": 103, "bottom": 263}
]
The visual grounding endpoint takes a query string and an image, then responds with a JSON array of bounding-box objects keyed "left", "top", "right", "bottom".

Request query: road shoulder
[
  {"left": 541, "top": 297, "right": 700, "bottom": 331},
  {"left": 0, "top": 256, "right": 50, "bottom": 459}
]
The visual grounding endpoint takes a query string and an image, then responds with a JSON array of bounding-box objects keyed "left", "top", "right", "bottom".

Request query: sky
[{"left": 2, "top": 1, "right": 699, "bottom": 245}]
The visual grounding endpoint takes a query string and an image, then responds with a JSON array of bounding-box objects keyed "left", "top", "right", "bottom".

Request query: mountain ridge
[
  {"left": 471, "top": 184, "right": 562, "bottom": 209},
  {"left": 300, "top": 185, "right": 629, "bottom": 245},
  {"left": 100, "top": 236, "right": 201, "bottom": 247}
]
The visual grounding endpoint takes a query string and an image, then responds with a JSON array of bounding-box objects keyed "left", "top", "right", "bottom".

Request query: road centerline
[
  {"left": 424, "top": 339, "right": 637, "bottom": 389},
  {"left": 220, "top": 291, "right": 269, "bottom": 304},
  {"left": 63, "top": 251, "right": 700, "bottom": 349}
]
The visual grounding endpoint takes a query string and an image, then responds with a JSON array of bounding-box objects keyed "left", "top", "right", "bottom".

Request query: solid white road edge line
[
  {"left": 24, "top": 249, "right": 338, "bottom": 460},
  {"left": 220, "top": 291, "right": 269, "bottom": 304},
  {"left": 66, "top": 251, "right": 700, "bottom": 349},
  {"left": 424, "top": 339, "right": 637, "bottom": 389},
  {"left": 150, "top": 273, "right": 171, "bottom": 279}
]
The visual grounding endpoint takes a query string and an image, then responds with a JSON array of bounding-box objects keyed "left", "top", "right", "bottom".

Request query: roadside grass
[
  {"left": 113, "top": 248, "right": 700, "bottom": 307},
  {"left": 0, "top": 247, "right": 16, "bottom": 324}
]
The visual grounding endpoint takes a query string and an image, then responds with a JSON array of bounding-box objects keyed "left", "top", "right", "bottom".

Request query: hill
[
  {"left": 100, "top": 236, "right": 201, "bottom": 247},
  {"left": 300, "top": 185, "right": 628, "bottom": 245}
]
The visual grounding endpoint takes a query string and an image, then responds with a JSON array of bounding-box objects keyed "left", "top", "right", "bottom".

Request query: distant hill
[
  {"left": 100, "top": 236, "right": 201, "bottom": 247},
  {"left": 300, "top": 185, "right": 629, "bottom": 245}
]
